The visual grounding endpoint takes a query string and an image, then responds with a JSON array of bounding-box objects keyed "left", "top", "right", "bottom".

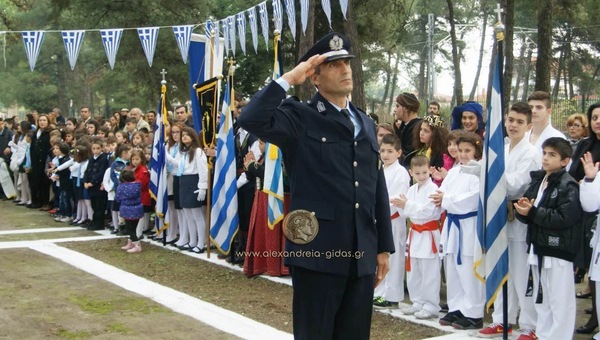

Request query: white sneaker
[
  {"left": 54, "top": 216, "right": 63, "bottom": 222},
  {"left": 414, "top": 309, "right": 437, "bottom": 319},
  {"left": 60, "top": 217, "right": 73, "bottom": 223},
  {"left": 401, "top": 305, "right": 421, "bottom": 315}
]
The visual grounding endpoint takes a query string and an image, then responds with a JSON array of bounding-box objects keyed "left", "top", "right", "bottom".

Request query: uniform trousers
[
  {"left": 182, "top": 207, "right": 206, "bottom": 248},
  {"left": 594, "top": 281, "right": 600, "bottom": 340},
  {"left": 444, "top": 253, "right": 484, "bottom": 318},
  {"left": 90, "top": 194, "right": 107, "bottom": 228},
  {"left": 491, "top": 240, "right": 536, "bottom": 329},
  {"left": 19, "top": 173, "right": 31, "bottom": 204},
  {"left": 531, "top": 257, "right": 575, "bottom": 340},
  {"left": 291, "top": 265, "right": 374, "bottom": 340},
  {"left": 373, "top": 218, "right": 405, "bottom": 302},
  {"left": 407, "top": 257, "right": 441, "bottom": 314}
]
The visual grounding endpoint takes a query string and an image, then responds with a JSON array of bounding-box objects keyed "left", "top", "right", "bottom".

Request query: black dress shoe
[
  {"left": 165, "top": 238, "right": 179, "bottom": 245},
  {"left": 576, "top": 324, "right": 598, "bottom": 334},
  {"left": 586, "top": 307, "right": 593, "bottom": 315}
]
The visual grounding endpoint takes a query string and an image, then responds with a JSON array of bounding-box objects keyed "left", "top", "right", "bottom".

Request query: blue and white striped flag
[
  {"left": 22, "top": 31, "right": 45, "bottom": 71},
  {"left": 236, "top": 12, "right": 247, "bottom": 55},
  {"left": 263, "top": 34, "right": 285, "bottom": 229},
  {"left": 150, "top": 83, "right": 170, "bottom": 235},
  {"left": 173, "top": 25, "right": 194, "bottom": 64},
  {"left": 474, "top": 41, "right": 509, "bottom": 311},
  {"left": 321, "top": 0, "right": 332, "bottom": 28},
  {"left": 61, "top": 30, "right": 85, "bottom": 70},
  {"left": 258, "top": 2, "right": 270, "bottom": 49},
  {"left": 272, "top": 0, "right": 283, "bottom": 32},
  {"left": 222, "top": 20, "right": 230, "bottom": 56},
  {"left": 247, "top": 7, "right": 259, "bottom": 53},
  {"left": 210, "top": 79, "right": 239, "bottom": 254},
  {"left": 100, "top": 29, "right": 123, "bottom": 69},
  {"left": 284, "top": 0, "right": 297, "bottom": 40},
  {"left": 300, "top": 0, "right": 309, "bottom": 34},
  {"left": 205, "top": 20, "right": 213, "bottom": 40},
  {"left": 137, "top": 27, "right": 160, "bottom": 67},
  {"left": 339, "top": 0, "right": 349, "bottom": 19},
  {"left": 214, "top": 21, "right": 221, "bottom": 59},
  {"left": 227, "top": 16, "right": 236, "bottom": 57}
]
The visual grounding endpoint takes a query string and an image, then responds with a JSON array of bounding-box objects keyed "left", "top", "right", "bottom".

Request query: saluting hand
[{"left": 281, "top": 54, "right": 328, "bottom": 86}]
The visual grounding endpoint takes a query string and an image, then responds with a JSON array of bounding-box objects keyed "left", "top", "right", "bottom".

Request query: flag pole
[
  {"left": 493, "top": 3, "right": 508, "bottom": 339},
  {"left": 205, "top": 26, "right": 215, "bottom": 258}
]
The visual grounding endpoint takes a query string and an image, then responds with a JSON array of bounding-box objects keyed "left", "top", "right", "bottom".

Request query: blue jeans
[{"left": 59, "top": 190, "right": 73, "bottom": 217}]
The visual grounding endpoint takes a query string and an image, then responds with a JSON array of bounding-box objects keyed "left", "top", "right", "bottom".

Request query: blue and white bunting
[
  {"left": 247, "top": 7, "right": 259, "bottom": 53},
  {"left": 227, "top": 16, "right": 236, "bottom": 57},
  {"left": 258, "top": 2, "right": 270, "bottom": 50},
  {"left": 210, "top": 80, "right": 239, "bottom": 254},
  {"left": 272, "top": 0, "right": 283, "bottom": 32},
  {"left": 214, "top": 21, "right": 221, "bottom": 59},
  {"left": 236, "top": 12, "right": 247, "bottom": 55},
  {"left": 172, "top": 25, "right": 193, "bottom": 64},
  {"left": 137, "top": 27, "right": 160, "bottom": 67},
  {"left": 205, "top": 20, "right": 213, "bottom": 40},
  {"left": 284, "top": 0, "right": 296, "bottom": 40},
  {"left": 321, "top": 0, "right": 332, "bottom": 28},
  {"left": 339, "top": 0, "right": 349, "bottom": 19},
  {"left": 22, "top": 31, "right": 45, "bottom": 71},
  {"left": 222, "top": 20, "right": 230, "bottom": 56},
  {"left": 100, "top": 29, "right": 123, "bottom": 70},
  {"left": 474, "top": 42, "right": 509, "bottom": 311},
  {"left": 61, "top": 30, "right": 85, "bottom": 70},
  {"left": 300, "top": 0, "right": 309, "bottom": 34}
]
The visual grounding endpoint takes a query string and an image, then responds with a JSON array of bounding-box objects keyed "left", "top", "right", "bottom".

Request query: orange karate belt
[{"left": 406, "top": 220, "right": 439, "bottom": 272}]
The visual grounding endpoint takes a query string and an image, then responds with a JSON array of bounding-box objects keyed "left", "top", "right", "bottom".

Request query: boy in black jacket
[
  {"left": 514, "top": 137, "right": 582, "bottom": 340},
  {"left": 84, "top": 138, "right": 109, "bottom": 231}
]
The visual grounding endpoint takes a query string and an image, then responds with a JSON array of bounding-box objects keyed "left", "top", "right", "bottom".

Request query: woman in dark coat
[{"left": 29, "top": 114, "right": 52, "bottom": 210}]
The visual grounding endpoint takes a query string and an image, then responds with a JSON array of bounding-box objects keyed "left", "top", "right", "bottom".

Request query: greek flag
[
  {"left": 263, "top": 34, "right": 285, "bottom": 229},
  {"left": 205, "top": 20, "right": 213, "bottom": 40},
  {"left": 210, "top": 80, "right": 239, "bottom": 254},
  {"left": 61, "top": 30, "right": 85, "bottom": 70},
  {"left": 474, "top": 42, "right": 509, "bottom": 311},
  {"left": 321, "top": 0, "right": 332, "bottom": 28},
  {"left": 227, "top": 16, "right": 236, "bottom": 57},
  {"left": 22, "top": 31, "right": 45, "bottom": 71},
  {"left": 236, "top": 12, "right": 247, "bottom": 55},
  {"left": 339, "top": 0, "right": 349, "bottom": 19},
  {"left": 247, "top": 7, "right": 259, "bottom": 53},
  {"left": 213, "top": 21, "right": 221, "bottom": 59},
  {"left": 138, "top": 27, "right": 160, "bottom": 67},
  {"left": 222, "top": 20, "right": 230, "bottom": 56},
  {"left": 300, "top": 0, "right": 309, "bottom": 34},
  {"left": 284, "top": 0, "right": 296, "bottom": 40},
  {"left": 100, "top": 29, "right": 123, "bottom": 69},
  {"left": 258, "top": 1, "right": 270, "bottom": 49},
  {"left": 150, "top": 83, "right": 170, "bottom": 234},
  {"left": 272, "top": 0, "right": 283, "bottom": 32},
  {"left": 173, "top": 25, "right": 194, "bottom": 64}
]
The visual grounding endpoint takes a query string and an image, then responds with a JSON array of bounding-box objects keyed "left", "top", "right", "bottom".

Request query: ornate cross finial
[
  {"left": 160, "top": 69, "right": 167, "bottom": 85},
  {"left": 494, "top": 4, "right": 504, "bottom": 23}
]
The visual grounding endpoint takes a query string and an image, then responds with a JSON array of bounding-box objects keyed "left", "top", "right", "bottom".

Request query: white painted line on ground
[
  {"left": 31, "top": 242, "right": 293, "bottom": 340},
  {"left": 0, "top": 227, "right": 82, "bottom": 235}
]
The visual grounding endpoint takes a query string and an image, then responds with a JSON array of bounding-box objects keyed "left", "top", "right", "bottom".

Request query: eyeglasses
[
  {"left": 568, "top": 124, "right": 583, "bottom": 128},
  {"left": 171, "top": 131, "right": 181, "bottom": 134}
]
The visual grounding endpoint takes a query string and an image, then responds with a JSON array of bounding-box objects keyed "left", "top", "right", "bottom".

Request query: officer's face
[{"left": 311, "top": 59, "right": 353, "bottom": 97}]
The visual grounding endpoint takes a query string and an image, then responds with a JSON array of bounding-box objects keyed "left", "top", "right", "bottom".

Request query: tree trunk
[
  {"left": 552, "top": 46, "right": 564, "bottom": 98},
  {"left": 469, "top": 12, "right": 488, "bottom": 101},
  {"left": 295, "top": 0, "right": 315, "bottom": 102},
  {"left": 502, "top": 0, "right": 515, "bottom": 111},
  {"left": 381, "top": 53, "right": 392, "bottom": 104},
  {"left": 535, "top": 0, "right": 553, "bottom": 92},
  {"left": 344, "top": 0, "right": 365, "bottom": 109},
  {"left": 513, "top": 35, "right": 527, "bottom": 102},
  {"left": 521, "top": 45, "right": 533, "bottom": 101},
  {"left": 388, "top": 53, "right": 400, "bottom": 114},
  {"left": 446, "top": 0, "right": 463, "bottom": 105}
]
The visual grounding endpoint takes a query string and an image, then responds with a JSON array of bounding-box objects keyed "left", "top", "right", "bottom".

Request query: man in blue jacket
[{"left": 238, "top": 32, "right": 394, "bottom": 340}]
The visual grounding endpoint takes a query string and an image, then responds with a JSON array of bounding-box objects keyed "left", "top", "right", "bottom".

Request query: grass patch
[
  {"left": 106, "top": 323, "right": 130, "bottom": 334},
  {"left": 57, "top": 329, "right": 92, "bottom": 339},
  {"left": 0, "top": 230, "right": 97, "bottom": 242},
  {"left": 68, "top": 294, "right": 168, "bottom": 316}
]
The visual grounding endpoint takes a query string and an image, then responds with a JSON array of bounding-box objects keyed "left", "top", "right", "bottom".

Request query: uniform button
[
  {"left": 355, "top": 203, "right": 359, "bottom": 209},
  {"left": 355, "top": 181, "right": 359, "bottom": 187},
  {"left": 321, "top": 137, "right": 326, "bottom": 142},
  {"left": 354, "top": 141, "right": 358, "bottom": 146},
  {"left": 353, "top": 161, "right": 358, "bottom": 167}
]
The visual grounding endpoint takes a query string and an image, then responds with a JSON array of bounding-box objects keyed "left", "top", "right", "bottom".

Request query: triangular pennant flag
[
  {"left": 22, "top": 31, "right": 45, "bottom": 71},
  {"left": 214, "top": 21, "right": 221, "bottom": 58},
  {"left": 137, "top": 27, "right": 160, "bottom": 67},
  {"left": 172, "top": 25, "right": 194, "bottom": 64},
  {"left": 222, "top": 20, "right": 230, "bottom": 56},
  {"left": 258, "top": 2, "right": 270, "bottom": 50},
  {"left": 227, "top": 16, "right": 236, "bottom": 56},
  {"left": 321, "top": 0, "right": 332, "bottom": 28},
  {"left": 61, "top": 30, "right": 85, "bottom": 70},
  {"left": 284, "top": 0, "right": 296, "bottom": 40},
  {"left": 205, "top": 20, "right": 213, "bottom": 40},
  {"left": 339, "top": 0, "right": 349, "bottom": 19},
  {"left": 247, "top": 7, "right": 259, "bottom": 53},
  {"left": 272, "top": 0, "right": 283, "bottom": 32},
  {"left": 300, "top": 0, "right": 309, "bottom": 34},
  {"left": 100, "top": 29, "right": 123, "bottom": 69},
  {"left": 236, "top": 12, "right": 247, "bottom": 55}
]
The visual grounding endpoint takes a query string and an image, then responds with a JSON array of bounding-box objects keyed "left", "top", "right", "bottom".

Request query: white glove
[
  {"left": 194, "top": 189, "right": 206, "bottom": 202},
  {"left": 460, "top": 159, "right": 482, "bottom": 178}
]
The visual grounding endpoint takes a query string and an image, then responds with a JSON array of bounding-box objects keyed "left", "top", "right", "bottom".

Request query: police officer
[{"left": 239, "top": 32, "right": 394, "bottom": 340}]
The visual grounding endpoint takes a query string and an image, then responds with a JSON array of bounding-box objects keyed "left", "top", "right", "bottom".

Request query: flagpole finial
[
  {"left": 160, "top": 68, "right": 168, "bottom": 85},
  {"left": 274, "top": 29, "right": 281, "bottom": 36},
  {"left": 493, "top": 4, "right": 505, "bottom": 41}
]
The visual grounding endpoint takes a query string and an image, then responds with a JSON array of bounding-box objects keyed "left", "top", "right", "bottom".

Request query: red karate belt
[{"left": 406, "top": 220, "right": 439, "bottom": 272}]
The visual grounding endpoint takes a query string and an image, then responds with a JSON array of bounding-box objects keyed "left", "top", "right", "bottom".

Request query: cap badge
[{"left": 329, "top": 35, "right": 343, "bottom": 51}]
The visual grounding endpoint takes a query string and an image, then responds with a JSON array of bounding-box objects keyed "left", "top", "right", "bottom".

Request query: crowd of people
[{"left": 0, "top": 75, "right": 598, "bottom": 340}]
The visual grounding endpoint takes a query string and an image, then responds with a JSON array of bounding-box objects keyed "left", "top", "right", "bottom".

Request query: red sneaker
[
  {"left": 478, "top": 323, "right": 512, "bottom": 338},
  {"left": 517, "top": 329, "right": 538, "bottom": 340}
]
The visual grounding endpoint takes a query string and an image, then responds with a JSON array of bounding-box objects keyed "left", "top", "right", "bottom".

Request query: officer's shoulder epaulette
[{"left": 283, "top": 96, "right": 300, "bottom": 103}]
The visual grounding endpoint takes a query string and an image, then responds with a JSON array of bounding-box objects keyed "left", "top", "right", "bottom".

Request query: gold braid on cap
[{"left": 424, "top": 115, "right": 445, "bottom": 128}]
